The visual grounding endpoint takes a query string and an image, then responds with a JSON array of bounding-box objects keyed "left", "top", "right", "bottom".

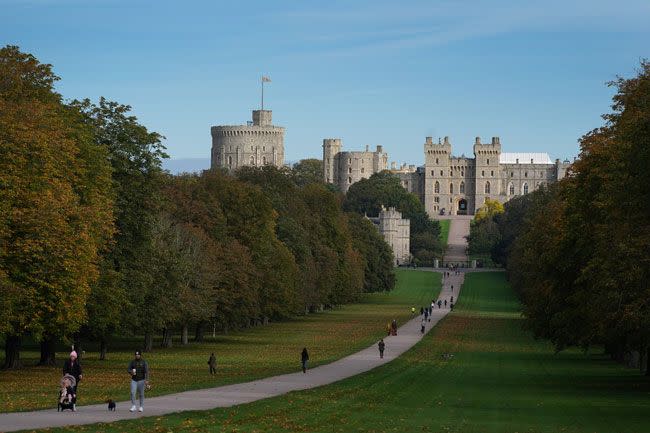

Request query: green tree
[
  {"left": 292, "top": 158, "right": 323, "bottom": 186},
  {"left": 347, "top": 213, "right": 395, "bottom": 292},
  {"left": 0, "top": 46, "right": 114, "bottom": 368}
]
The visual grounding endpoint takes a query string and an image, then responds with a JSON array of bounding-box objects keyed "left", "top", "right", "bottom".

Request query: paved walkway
[
  {"left": 444, "top": 216, "right": 471, "bottom": 263},
  {"left": 0, "top": 272, "right": 464, "bottom": 432}
]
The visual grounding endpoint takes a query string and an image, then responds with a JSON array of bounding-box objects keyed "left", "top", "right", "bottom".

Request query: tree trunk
[
  {"left": 2, "top": 336, "right": 21, "bottom": 369},
  {"left": 144, "top": 332, "right": 153, "bottom": 352},
  {"left": 194, "top": 322, "right": 205, "bottom": 342},
  {"left": 38, "top": 336, "right": 57, "bottom": 366},
  {"left": 99, "top": 337, "right": 107, "bottom": 361},
  {"left": 73, "top": 335, "right": 82, "bottom": 361},
  {"left": 181, "top": 324, "right": 189, "bottom": 345},
  {"left": 162, "top": 328, "right": 172, "bottom": 348}
]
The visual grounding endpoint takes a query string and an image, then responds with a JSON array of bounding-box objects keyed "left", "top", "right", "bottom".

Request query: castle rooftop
[{"left": 499, "top": 152, "right": 552, "bottom": 164}]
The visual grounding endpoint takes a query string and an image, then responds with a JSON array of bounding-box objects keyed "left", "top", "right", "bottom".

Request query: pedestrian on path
[
  {"left": 450, "top": 302, "right": 454, "bottom": 311},
  {"left": 424, "top": 309, "right": 429, "bottom": 321},
  {"left": 378, "top": 339, "right": 385, "bottom": 359},
  {"left": 444, "top": 299, "right": 448, "bottom": 308},
  {"left": 62, "top": 351, "right": 82, "bottom": 409},
  {"left": 421, "top": 318, "right": 426, "bottom": 334},
  {"left": 208, "top": 353, "right": 217, "bottom": 375},
  {"left": 386, "top": 321, "right": 392, "bottom": 336},
  {"left": 391, "top": 319, "right": 398, "bottom": 336},
  {"left": 451, "top": 284, "right": 454, "bottom": 292},
  {"left": 128, "top": 350, "right": 149, "bottom": 413},
  {"left": 437, "top": 300, "right": 442, "bottom": 309},
  {"left": 451, "top": 296, "right": 454, "bottom": 303},
  {"left": 301, "top": 348, "right": 309, "bottom": 373}
]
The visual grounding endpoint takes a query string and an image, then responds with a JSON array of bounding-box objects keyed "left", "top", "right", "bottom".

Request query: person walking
[
  {"left": 424, "top": 309, "right": 429, "bottom": 321},
  {"left": 62, "top": 351, "right": 82, "bottom": 410},
  {"left": 437, "top": 300, "right": 442, "bottom": 309},
  {"left": 208, "top": 353, "right": 217, "bottom": 375},
  {"left": 386, "top": 321, "right": 392, "bottom": 336},
  {"left": 378, "top": 339, "right": 385, "bottom": 359},
  {"left": 444, "top": 299, "right": 448, "bottom": 308},
  {"left": 301, "top": 348, "right": 309, "bottom": 373},
  {"left": 128, "top": 350, "right": 149, "bottom": 413},
  {"left": 420, "top": 317, "right": 426, "bottom": 334},
  {"left": 391, "top": 319, "right": 397, "bottom": 336}
]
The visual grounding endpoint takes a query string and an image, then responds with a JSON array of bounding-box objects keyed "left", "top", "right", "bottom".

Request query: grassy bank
[
  {"left": 439, "top": 219, "right": 450, "bottom": 248},
  {"left": 0, "top": 269, "right": 440, "bottom": 413},
  {"left": 50, "top": 272, "right": 650, "bottom": 433}
]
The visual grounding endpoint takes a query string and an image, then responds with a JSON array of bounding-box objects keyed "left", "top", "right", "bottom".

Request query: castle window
[
  {"left": 349, "top": 158, "right": 351, "bottom": 164},
  {"left": 440, "top": 170, "right": 443, "bottom": 176},
  {"left": 487, "top": 159, "right": 490, "bottom": 165},
  {"left": 228, "top": 156, "right": 232, "bottom": 166},
  {"left": 361, "top": 167, "right": 365, "bottom": 173},
  {"left": 250, "top": 156, "right": 255, "bottom": 164},
  {"left": 263, "top": 146, "right": 266, "bottom": 151},
  {"left": 349, "top": 167, "right": 352, "bottom": 174},
  {"left": 460, "top": 181, "right": 465, "bottom": 193},
  {"left": 431, "top": 170, "right": 434, "bottom": 176},
  {"left": 436, "top": 158, "right": 439, "bottom": 164},
  {"left": 525, "top": 171, "right": 528, "bottom": 177},
  {"left": 523, "top": 183, "right": 529, "bottom": 194},
  {"left": 485, "top": 181, "right": 491, "bottom": 194},
  {"left": 510, "top": 172, "right": 514, "bottom": 177},
  {"left": 450, "top": 183, "right": 454, "bottom": 194},
  {"left": 449, "top": 170, "right": 452, "bottom": 176},
  {"left": 531, "top": 158, "right": 534, "bottom": 164},
  {"left": 491, "top": 170, "right": 494, "bottom": 176},
  {"left": 348, "top": 177, "right": 352, "bottom": 184},
  {"left": 434, "top": 196, "right": 440, "bottom": 203},
  {"left": 481, "top": 170, "right": 485, "bottom": 177},
  {"left": 434, "top": 181, "right": 440, "bottom": 193},
  {"left": 509, "top": 183, "right": 514, "bottom": 196},
  {"left": 262, "top": 156, "right": 267, "bottom": 165}
]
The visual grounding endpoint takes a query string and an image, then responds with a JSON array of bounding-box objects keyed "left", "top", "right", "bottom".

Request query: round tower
[{"left": 322, "top": 138, "right": 342, "bottom": 183}]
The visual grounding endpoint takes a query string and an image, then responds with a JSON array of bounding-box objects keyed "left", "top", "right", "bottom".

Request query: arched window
[
  {"left": 509, "top": 183, "right": 514, "bottom": 196},
  {"left": 434, "top": 181, "right": 440, "bottom": 193},
  {"left": 435, "top": 158, "right": 439, "bottom": 164},
  {"left": 348, "top": 177, "right": 352, "bottom": 184},
  {"left": 485, "top": 181, "right": 491, "bottom": 194},
  {"left": 228, "top": 156, "right": 232, "bottom": 166},
  {"left": 250, "top": 156, "right": 255, "bottom": 164},
  {"left": 487, "top": 158, "right": 490, "bottom": 165},
  {"left": 523, "top": 183, "right": 529, "bottom": 194},
  {"left": 460, "top": 181, "right": 465, "bottom": 193},
  {"left": 450, "top": 183, "right": 454, "bottom": 194}
]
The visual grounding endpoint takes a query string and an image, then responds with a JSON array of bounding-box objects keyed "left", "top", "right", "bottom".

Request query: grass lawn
[
  {"left": 439, "top": 219, "right": 450, "bottom": 248},
  {"left": 47, "top": 272, "right": 650, "bottom": 433},
  {"left": 0, "top": 269, "right": 439, "bottom": 413}
]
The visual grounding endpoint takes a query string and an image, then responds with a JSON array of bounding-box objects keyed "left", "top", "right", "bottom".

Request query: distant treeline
[
  {"left": 0, "top": 46, "right": 395, "bottom": 368},
  {"left": 467, "top": 62, "right": 650, "bottom": 375}
]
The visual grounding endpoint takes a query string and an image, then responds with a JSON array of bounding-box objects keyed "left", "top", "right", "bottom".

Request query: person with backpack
[
  {"left": 378, "top": 339, "right": 386, "bottom": 359},
  {"left": 301, "top": 348, "right": 309, "bottom": 373}
]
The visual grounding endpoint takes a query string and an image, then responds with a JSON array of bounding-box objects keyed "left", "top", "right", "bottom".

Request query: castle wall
[
  {"left": 211, "top": 110, "right": 285, "bottom": 172},
  {"left": 322, "top": 141, "right": 388, "bottom": 193}
]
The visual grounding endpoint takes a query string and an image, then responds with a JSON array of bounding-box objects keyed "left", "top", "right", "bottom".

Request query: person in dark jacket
[
  {"left": 378, "top": 339, "right": 385, "bottom": 359},
  {"left": 63, "top": 351, "right": 82, "bottom": 409},
  {"left": 301, "top": 348, "right": 309, "bottom": 373},
  {"left": 208, "top": 353, "right": 217, "bottom": 375},
  {"left": 128, "top": 350, "right": 149, "bottom": 412}
]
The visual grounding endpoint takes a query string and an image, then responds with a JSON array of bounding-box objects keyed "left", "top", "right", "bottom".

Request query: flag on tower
[{"left": 262, "top": 76, "right": 271, "bottom": 82}]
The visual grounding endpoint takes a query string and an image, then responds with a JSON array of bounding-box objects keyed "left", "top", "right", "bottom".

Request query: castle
[
  {"left": 211, "top": 109, "right": 285, "bottom": 172},
  {"left": 367, "top": 207, "right": 410, "bottom": 265},
  {"left": 323, "top": 136, "right": 571, "bottom": 217}
]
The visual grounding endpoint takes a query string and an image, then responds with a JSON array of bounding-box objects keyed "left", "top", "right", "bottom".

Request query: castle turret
[
  {"left": 423, "top": 136, "right": 452, "bottom": 216},
  {"left": 323, "top": 138, "right": 342, "bottom": 183},
  {"left": 473, "top": 136, "right": 502, "bottom": 211},
  {"left": 211, "top": 109, "right": 285, "bottom": 172}
]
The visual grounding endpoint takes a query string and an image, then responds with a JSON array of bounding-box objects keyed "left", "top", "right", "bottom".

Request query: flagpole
[{"left": 261, "top": 78, "right": 264, "bottom": 110}]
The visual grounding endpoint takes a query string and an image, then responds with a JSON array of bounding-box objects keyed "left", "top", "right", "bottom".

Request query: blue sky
[{"left": 3, "top": 0, "right": 650, "bottom": 167}]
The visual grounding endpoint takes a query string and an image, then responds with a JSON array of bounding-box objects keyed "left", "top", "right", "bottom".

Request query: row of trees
[
  {"left": 467, "top": 62, "right": 650, "bottom": 375},
  {"left": 343, "top": 172, "right": 443, "bottom": 265},
  {"left": 0, "top": 46, "right": 395, "bottom": 368}
]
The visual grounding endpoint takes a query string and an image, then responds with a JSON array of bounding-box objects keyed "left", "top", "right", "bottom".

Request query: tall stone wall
[{"left": 211, "top": 110, "right": 285, "bottom": 172}]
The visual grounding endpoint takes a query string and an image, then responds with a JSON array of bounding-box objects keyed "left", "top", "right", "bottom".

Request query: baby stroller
[{"left": 58, "top": 374, "right": 76, "bottom": 411}]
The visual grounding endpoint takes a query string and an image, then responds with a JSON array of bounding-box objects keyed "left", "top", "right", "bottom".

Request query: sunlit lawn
[
  {"left": 0, "top": 269, "right": 439, "bottom": 413},
  {"left": 439, "top": 219, "right": 450, "bottom": 248},
  {"left": 47, "top": 272, "right": 650, "bottom": 433}
]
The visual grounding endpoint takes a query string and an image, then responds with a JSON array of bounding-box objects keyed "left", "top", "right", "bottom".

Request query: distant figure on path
[
  {"left": 386, "top": 321, "right": 392, "bottom": 336},
  {"left": 444, "top": 299, "right": 448, "bottom": 307},
  {"left": 420, "top": 318, "right": 426, "bottom": 334},
  {"left": 450, "top": 302, "right": 454, "bottom": 311},
  {"left": 451, "top": 284, "right": 454, "bottom": 292},
  {"left": 63, "top": 351, "right": 82, "bottom": 409},
  {"left": 301, "top": 348, "right": 309, "bottom": 373},
  {"left": 391, "top": 319, "right": 398, "bottom": 336},
  {"left": 437, "top": 300, "right": 442, "bottom": 309},
  {"left": 128, "top": 350, "right": 149, "bottom": 412},
  {"left": 378, "top": 339, "right": 385, "bottom": 359},
  {"left": 451, "top": 296, "right": 454, "bottom": 303},
  {"left": 424, "top": 309, "right": 429, "bottom": 321},
  {"left": 208, "top": 353, "right": 217, "bottom": 375}
]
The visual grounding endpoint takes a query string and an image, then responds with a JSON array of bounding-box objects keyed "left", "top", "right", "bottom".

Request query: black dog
[{"left": 107, "top": 399, "right": 116, "bottom": 411}]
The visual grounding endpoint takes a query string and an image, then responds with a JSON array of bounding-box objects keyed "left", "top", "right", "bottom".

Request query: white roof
[{"left": 499, "top": 152, "right": 552, "bottom": 165}]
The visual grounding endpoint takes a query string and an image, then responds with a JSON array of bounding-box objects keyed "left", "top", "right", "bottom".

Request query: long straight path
[
  {"left": 444, "top": 216, "right": 471, "bottom": 263},
  {"left": 0, "top": 271, "right": 464, "bottom": 433}
]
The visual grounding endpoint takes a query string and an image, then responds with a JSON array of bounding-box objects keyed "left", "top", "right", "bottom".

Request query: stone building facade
[
  {"left": 322, "top": 139, "right": 388, "bottom": 193},
  {"left": 324, "top": 135, "right": 571, "bottom": 217},
  {"left": 211, "top": 109, "right": 285, "bottom": 172},
  {"left": 368, "top": 207, "right": 410, "bottom": 265}
]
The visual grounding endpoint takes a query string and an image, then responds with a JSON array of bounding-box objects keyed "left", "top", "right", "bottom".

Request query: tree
[
  {"left": 0, "top": 46, "right": 114, "bottom": 368},
  {"left": 292, "top": 158, "right": 323, "bottom": 186},
  {"left": 474, "top": 198, "right": 504, "bottom": 222},
  {"left": 347, "top": 213, "right": 395, "bottom": 292}
]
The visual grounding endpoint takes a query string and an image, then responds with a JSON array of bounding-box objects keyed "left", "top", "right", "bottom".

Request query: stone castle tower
[
  {"left": 211, "top": 109, "right": 285, "bottom": 172},
  {"left": 322, "top": 139, "right": 388, "bottom": 193},
  {"left": 368, "top": 207, "right": 411, "bottom": 265}
]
